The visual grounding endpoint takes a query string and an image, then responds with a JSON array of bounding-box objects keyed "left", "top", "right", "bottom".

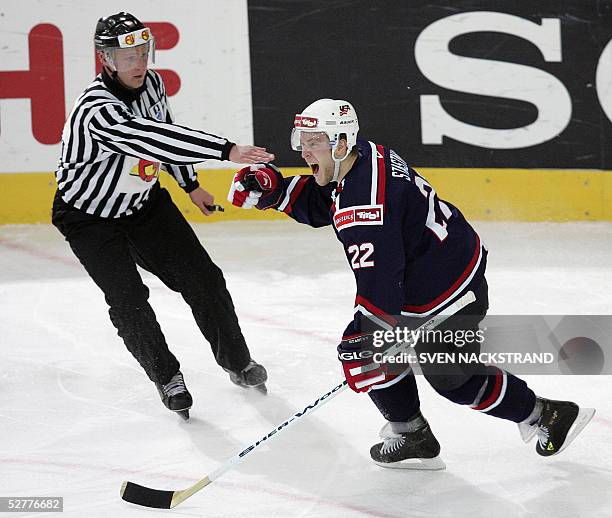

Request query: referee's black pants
[{"left": 52, "top": 186, "right": 252, "bottom": 384}]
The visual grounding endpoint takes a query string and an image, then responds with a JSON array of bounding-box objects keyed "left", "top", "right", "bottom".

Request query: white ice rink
[{"left": 1, "top": 220, "right": 611, "bottom": 518}]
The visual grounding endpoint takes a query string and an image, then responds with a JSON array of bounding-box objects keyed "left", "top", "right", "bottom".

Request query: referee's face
[{"left": 113, "top": 45, "right": 149, "bottom": 90}]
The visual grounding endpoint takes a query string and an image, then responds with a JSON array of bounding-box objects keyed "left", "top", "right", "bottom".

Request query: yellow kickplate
[{"left": 0, "top": 168, "right": 610, "bottom": 224}]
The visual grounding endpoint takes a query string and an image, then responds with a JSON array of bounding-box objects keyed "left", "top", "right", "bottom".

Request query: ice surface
[{"left": 0, "top": 221, "right": 611, "bottom": 518}]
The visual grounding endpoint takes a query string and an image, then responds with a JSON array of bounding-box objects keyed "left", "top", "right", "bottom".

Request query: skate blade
[
  {"left": 518, "top": 422, "right": 538, "bottom": 443},
  {"left": 373, "top": 455, "right": 446, "bottom": 471},
  {"left": 556, "top": 407, "right": 595, "bottom": 455},
  {"left": 176, "top": 410, "right": 190, "bottom": 421},
  {"left": 233, "top": 380, "right": 268, "bottom": 394}
]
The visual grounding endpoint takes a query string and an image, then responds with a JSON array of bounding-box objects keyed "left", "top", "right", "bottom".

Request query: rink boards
[
  {"left": 1, "top": 1, "right": 611, "bottom": 223},
  {"left": 0, "top": 168, "right": 610, "bottom": 224}
]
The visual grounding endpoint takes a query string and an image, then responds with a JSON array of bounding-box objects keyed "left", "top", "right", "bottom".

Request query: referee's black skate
[
  {"left": 155, "top": 370, "right": 193, "bottom": 421},
  {"left": 225, "top": 360, "right": 268, "bottom": 394},
  {"left": 370, "top": 414, "right": 446, "bottom": 470},
  {"left": 531, "top": 398, "right": 595, "bottom": 457}
]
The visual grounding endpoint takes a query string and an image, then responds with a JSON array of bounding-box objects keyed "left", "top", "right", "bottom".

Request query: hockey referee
[{"left": 52, "top": 12, "right": 270, "bottom": 420}]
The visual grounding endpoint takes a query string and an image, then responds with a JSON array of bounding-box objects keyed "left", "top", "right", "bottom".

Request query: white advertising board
[{"left": 0, "top": 0, "right": 253, "bottom": 172}]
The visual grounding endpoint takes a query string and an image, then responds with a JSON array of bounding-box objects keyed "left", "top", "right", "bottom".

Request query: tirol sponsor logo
[
  {"left": 339, "top": 104, "right": 350, "bottom": 116},
  {"left": 295, "top": 115, "right": 318, "bottom": 128},
  {"left": 334, "top": 205, "right": 384, "bottom": 230},
  {"left": 355, "top": 207, "right": 382, "bottom": 222}
]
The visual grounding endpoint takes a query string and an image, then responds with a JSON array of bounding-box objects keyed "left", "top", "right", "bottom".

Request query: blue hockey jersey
[{"left": 272, "top": 140, "right": 486, "bottom": 338}]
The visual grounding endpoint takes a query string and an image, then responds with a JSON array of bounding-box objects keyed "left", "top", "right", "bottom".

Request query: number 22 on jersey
[{"left": 348, "top": 242, "right": 375, "bottom": 270}]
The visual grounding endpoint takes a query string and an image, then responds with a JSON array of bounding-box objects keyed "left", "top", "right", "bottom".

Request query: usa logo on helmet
[{"left": 339, "top": 104, "right": 350, "bottom": 116}]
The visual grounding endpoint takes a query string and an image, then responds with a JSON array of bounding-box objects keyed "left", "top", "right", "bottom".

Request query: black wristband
[
  {"left": 182, "top": 179, "right": 200, "bottom": 193},
  {"left": 221, "top": 141, "right": 235, "bottom": 161}
]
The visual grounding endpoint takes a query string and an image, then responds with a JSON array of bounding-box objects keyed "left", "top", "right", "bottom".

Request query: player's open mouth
[{"left": 309, "top": 164, "right": 319, "bottom": 175}]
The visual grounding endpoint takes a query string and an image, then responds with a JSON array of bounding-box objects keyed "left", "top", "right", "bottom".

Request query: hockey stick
[{"left": 120, "top": 290, "right": 476, "bottom": 509}]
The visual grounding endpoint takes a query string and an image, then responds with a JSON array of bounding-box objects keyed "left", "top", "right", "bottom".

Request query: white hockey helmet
[
  {"left": 291, "top": 99, "right": 359, "bottom": 182},
  {"left": 291, "top": 98, "right": 359, "bottom": 151}
]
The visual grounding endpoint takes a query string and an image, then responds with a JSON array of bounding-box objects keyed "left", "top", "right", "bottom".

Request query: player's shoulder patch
[{"left": 334, "top": 204, "right": 384, "bottom": 231}]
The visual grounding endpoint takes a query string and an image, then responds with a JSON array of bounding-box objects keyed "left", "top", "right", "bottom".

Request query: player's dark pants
[
  {"left": 52, "top": 186, "right": 251, "bottom": 385},
  {"left": 369, "top": 277, "right": 536, "bottom": 424}
]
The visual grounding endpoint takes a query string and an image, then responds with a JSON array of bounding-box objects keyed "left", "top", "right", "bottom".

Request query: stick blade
[{"left": 120, "top": 481, "right": 175, "bottom": 509}]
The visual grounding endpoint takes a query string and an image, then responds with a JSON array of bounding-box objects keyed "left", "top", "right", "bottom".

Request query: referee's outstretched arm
[{"left": 90, "top": 102, "right": 235, "bottom": 165}]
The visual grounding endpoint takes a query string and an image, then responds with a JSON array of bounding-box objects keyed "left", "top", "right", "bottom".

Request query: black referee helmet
[{"left": 94, "top": 12, "right": 146, "bottom": 50}]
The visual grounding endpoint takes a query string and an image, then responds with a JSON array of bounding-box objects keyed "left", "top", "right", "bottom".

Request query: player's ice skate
[
  {"left": 518, "top": 398, "right": 595, "bottom": 456},
  {"left": 155, "top": 370, "right": 193, "bottom": 421},
  {"left": 370, "top": 419, "right": 446, "bottom": 470},
  {"left": 533, "top": 399, "right": 595, "bottom": 456},
  {"left": 225, "top": 359, "right": 268, "bottom": 394}
]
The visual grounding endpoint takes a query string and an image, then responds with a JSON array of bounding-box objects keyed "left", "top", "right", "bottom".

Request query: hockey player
[
  {"left": 227, "top": 99, "right": 595, "bottom": 468},
  {"left": 52, "top": 12, "right": 269, "bottom": 420}
]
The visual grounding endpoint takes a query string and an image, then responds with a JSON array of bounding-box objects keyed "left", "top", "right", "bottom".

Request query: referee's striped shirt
[{"left": 55, "top": 69, "right": 234, "bottom": 218}]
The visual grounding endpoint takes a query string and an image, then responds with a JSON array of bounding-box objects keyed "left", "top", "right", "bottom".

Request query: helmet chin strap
[
  {"left": 101, "top": 55, "right": 119, "bottom": 80},
  {"left": 331, "top": 142, "right": 350, "bottom": 183},
  {"left": 332, "top": 160, "right": 341, "bottom": 183}
]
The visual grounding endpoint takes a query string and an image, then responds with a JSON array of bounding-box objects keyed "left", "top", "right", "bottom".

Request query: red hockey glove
[
  {"left": 338, "top": 334, "right": 391, "bottom": 393},
  {"left": 227, "top": 163, "right": 283, "bottom": 209}
]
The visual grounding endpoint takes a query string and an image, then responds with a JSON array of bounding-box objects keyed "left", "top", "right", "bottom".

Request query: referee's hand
[
  {"left": 229, "top": 144, "right": 274, "bottom": 164},
  {"left": 189, "top": 187, "right": 215, "bottom": 216}
]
